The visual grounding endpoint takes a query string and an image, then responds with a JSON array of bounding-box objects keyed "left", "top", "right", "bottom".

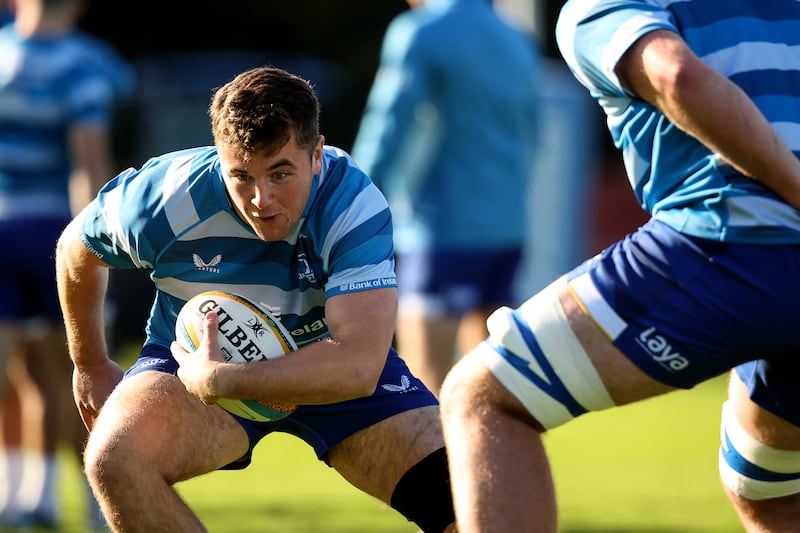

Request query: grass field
[{"left": 45, "top": 368, "right": 741, "bottom": 532}]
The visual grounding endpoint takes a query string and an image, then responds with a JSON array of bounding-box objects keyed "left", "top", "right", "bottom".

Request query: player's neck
[{"left": 14, "top": 8, "right": 76, "bottom": 38}]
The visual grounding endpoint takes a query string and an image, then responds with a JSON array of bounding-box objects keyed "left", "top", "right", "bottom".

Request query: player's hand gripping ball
[{"left": 175, "top": 291, "right": 297, "bottom": 422}]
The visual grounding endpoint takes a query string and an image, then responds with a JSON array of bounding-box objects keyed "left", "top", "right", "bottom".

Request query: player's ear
[{"left": 311, "top": 136, "right": 324, "bottom": 175}]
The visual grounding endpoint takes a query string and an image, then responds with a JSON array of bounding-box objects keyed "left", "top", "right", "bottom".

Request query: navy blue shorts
[
  {"left": 568, "top": 218, "right": 800, "bottom": 426},
  {"left": 124, "top": 344, "right": 439, "bottom": 469},
  {"left": 0, "top": 216, "right": 68, "bottom": 321},
  {"left": 396, "top": 247, "right": 522, "bottom": 315}
]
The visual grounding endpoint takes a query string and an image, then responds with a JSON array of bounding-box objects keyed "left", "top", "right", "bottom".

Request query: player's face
[{"left": 219, "top": 135, "right": 323, "bottom": 241}]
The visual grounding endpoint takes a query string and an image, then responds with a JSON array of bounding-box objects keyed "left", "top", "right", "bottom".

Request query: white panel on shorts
[{"left": 568, "top": 272, "right": 626, "bottom": 340}]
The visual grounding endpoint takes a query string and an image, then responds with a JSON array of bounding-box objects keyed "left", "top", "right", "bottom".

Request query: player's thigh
[
  {"left": 327, "top": 404, "right": 444, "bottom": 504},
  {"left": 461, "top": 275, "right": 675, "bottom": 433},
  {"left": 728, "top": 371, "right": 800, "bottom": 450},
  {"left": 0, "top": 323, "right": 16, "bottom": 389},
  {"left": 88, "top": 370, "right": 249, "bottom": 482},
  {"left": 559, "top": 280, "right": 675, "bottom": 406}
]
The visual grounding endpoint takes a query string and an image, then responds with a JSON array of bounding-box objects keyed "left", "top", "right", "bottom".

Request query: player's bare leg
[
  {"left": 0, "top": 328, "right": 22, "bottom": 521},
  {"left": 83, "top": 371, "right": 249, "bottom": 533},
  {"left": 396, "top": 315, "right": 459, "bottom": 397},
  {"left": 456, "top": 307, "right": 491, "bottom": 363},
  {"left": 441, "top": 359, "right": 556, "bottom": 532},
  {"left": 723, "top": 371, "right": 800, "bottom": 531},
  {"left": 328, "top": 405, "right": 456, "bottom": 532}
]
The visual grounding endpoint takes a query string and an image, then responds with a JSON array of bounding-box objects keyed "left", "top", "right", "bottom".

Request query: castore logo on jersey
[{"left": 192, "top": 253, "right": 222, "bottom": 273}]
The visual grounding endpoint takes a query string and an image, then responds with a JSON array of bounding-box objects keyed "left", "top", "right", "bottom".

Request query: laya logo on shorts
[{"left": 636, "top": 327, "right": 689, "bottom": 371}]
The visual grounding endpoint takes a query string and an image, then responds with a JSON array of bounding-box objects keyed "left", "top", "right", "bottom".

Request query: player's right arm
[
  {"left": 55, "top": 214, "right": 122, "bottom": 430},
  {"left": 616, "top": 28, "right": 800, "bottom": 210}
]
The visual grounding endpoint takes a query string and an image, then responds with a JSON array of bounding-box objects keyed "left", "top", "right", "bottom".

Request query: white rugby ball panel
[{"left": 174, "top": 291, "right": 297, "bottom": 422}]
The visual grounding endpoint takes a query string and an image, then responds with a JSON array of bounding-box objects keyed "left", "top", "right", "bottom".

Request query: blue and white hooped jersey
[
  {"left": 556, "top": 0, "right": 800, "bottom": 244},
  {"left": 0, "top": 25, "right": 135, "bottom": 219},
  {"left": 78, "top": 145, "right": 397, "bottom": 349}
]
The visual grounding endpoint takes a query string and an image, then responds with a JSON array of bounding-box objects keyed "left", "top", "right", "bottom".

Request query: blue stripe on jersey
[
  {"left": 557, "top": 0, "right": 800, "bottom": 243},
  {"left": 669, "top": 0, "right": 800, "bottom": 27},
  {"left": 81, "top": 145, "right": 397, "bottom": 349}
]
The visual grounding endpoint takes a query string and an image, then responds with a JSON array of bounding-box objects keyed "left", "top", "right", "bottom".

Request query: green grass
[
  {"left": 547, "top": 375, "right": 741, "bottom": 532},
  {"left": 46, "top": 364, "right": 741, "bottom": 532}
]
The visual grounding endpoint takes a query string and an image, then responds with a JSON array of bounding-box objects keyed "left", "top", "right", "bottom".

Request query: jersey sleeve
[
  {"left": 79, "top": 158, "right": 174, "bottom": 270},
  {"left": 311, "top": 149, "right": 397, "bottom": 298},
  {"left": 556, "top": 0, "right": 676, "bottom": 99}
]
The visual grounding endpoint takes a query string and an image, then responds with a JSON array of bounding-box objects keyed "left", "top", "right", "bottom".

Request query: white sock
[
  {"left": 17, "top": 452, "right": 58, "bottom": 521},
  {"left": 0, "top": 448, "right": 23, "bottom": 515}
]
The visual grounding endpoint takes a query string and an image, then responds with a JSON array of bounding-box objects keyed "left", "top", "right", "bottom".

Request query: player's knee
[
  {"left": 439, "top": 352, "right": 486, "bottom": 421},
  {"left": 83, "top": 432, "right": 128, "bottom": 493},
  {"left": 719, "top": 401, "right": 800, "bottom": 500},
  {"left": 390, "top": 447, "right": 455, "bottom": 533}
]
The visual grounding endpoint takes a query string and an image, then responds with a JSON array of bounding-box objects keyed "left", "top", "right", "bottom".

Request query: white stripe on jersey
[
  {"left": 163, "top": 155, "right": 200, "bottom": 236},
  {"left": 100, "top": 184, "right": 151, "bottom": 269}
]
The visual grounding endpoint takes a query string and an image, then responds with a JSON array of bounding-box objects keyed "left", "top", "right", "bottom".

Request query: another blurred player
[
  {"left": 0, "top": 0, "right": 134, "bottom": 528},
  {"left": 351, "top": 0, "right": 541, "bottom": 395}
]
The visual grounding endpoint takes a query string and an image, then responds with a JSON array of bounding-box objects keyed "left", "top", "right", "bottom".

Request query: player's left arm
[{"left": 617, "top": 29, "right": 800, "bottom": 209}]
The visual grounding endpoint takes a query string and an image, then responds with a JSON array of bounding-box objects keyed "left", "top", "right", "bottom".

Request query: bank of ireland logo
[{"left": 192, "top": 253, "right": 222, "bottom": 273}]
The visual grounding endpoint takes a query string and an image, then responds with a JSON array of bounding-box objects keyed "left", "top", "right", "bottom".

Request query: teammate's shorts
[
  {"left": 124, "top": 344, "right": 439, "bottom": 468},
  {"left": 0, "top": 216, "right": 69, "bottom": 322},
  {"left": 566, "top": 218, "right": 800, "bottom": 426},
  {"left": 396, "top": 247, "right": 522, "bottom": 317}
]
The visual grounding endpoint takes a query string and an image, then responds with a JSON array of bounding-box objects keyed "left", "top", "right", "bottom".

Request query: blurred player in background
[
  {"left": 56, "top": 66, "right": 455, "bottom": 533},
  {"left": 0, "top": 0, "right": 134, "bottom": 528},
  {"left": 440, "top": 0, "right": 800, "bottom": 531},
  {"left": 351, "top": 0, "right": 541, "bottom": 396}
]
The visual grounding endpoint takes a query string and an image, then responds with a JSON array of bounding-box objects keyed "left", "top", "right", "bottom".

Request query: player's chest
[{"left": 157, "top": 238, "right": 324, "bottom": 290}]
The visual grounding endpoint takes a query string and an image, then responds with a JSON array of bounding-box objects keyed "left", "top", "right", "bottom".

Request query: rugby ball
[{"left": 175, "top": 291, "right": 297, "bottom": 422}]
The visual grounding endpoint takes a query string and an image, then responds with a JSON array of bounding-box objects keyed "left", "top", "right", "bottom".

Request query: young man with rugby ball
[{"left": 56, "top": 66, "right": 455, "bottom": 533}]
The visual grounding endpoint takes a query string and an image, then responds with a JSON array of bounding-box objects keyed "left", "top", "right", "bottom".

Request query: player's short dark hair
[{"left": 209, "top": 66, "right": 321, "bottom": 161}]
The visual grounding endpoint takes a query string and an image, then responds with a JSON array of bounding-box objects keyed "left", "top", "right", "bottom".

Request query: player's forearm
[
  {"left": 56, "top": 222, "right": 111, "bottom": 367},
  {"left": 219, "top": 337, "right": 388, "bottom": 405}
]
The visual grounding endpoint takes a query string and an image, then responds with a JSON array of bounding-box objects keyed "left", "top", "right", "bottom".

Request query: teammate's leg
[
  {"left": 721, "top": 371, "right": 800, "bottom": 531},
  {"left": 439, "top": 276, "right": 674, "bottom": 532},
  {"left": 84, "top": 370, "right": 250, "bottom": 532},
  {"left": 396, "top": 314, "right": 459, "bottom": 397},
  {"left": 0, "top": 333, "right": 23, "bottom": 523},
  {"left": 441, "top": 357, "right": 556, "bottom": 532},
  {"left": 456, "top": 307, "right": 490, "bottom": 362}
]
